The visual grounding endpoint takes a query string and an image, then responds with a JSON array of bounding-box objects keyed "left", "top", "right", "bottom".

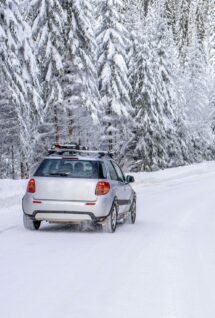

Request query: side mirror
[{"left": 126, "top": 175, "right": 135, "bottom": 183}]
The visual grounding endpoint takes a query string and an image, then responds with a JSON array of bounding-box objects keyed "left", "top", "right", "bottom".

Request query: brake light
[
  {"left": 54, "top": 144, "right": 61, "bottom": 148},
  {"left": 95, "top": 182, "right": 110, "bottom": 195},
  {"left": 27, "top": 179, "right": 36, "bottom": 193}
]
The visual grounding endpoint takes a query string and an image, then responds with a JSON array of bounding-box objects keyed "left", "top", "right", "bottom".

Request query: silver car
[{"left": 22, "top": 144, "right": 136, "bottom": 233}]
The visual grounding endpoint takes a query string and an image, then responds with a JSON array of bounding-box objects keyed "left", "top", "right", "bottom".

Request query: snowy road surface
[{"left": 1, "top": 162, "right": 215, "bottom": 318}]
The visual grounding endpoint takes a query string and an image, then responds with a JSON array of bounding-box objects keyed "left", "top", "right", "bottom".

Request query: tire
[
  {"left": 127, "top": 198, "right": 136, "bottom": 224},
  {"left": 23, "top": 214, "right": 41, "bottom": 230},
  {"left": 103, "top": 201, "right": 118, "bottom": 233}
]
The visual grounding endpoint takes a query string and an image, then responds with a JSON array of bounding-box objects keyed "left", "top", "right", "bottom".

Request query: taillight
[
  {"left": 95, "top": 182, "right": 110, "bottom": 195},
  {"left": 27, "top": 179, "right": 36, "bottom": 193}
]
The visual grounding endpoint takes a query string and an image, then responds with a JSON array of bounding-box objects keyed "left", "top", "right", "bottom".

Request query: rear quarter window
[{"left": 105, "top": 160, "right": 118, "bottom": 180}]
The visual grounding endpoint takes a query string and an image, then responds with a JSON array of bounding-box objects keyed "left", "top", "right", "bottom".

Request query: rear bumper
[
  {"left": 24, "top": 211, "right": 107, "bottom": 223},
  {"left": 22, "top": 193, "right": 113, "bottom": 223}
]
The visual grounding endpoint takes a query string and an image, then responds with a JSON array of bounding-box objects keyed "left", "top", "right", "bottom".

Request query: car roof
[{"left": 43, "top": 155, "right": 109, "bottom": 162}]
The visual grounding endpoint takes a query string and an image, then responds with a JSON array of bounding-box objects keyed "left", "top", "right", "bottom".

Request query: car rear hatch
[
  {"left": 33, "top": 177, "right": 98, "bottom": 202},
  {"left": 33, "top": 158, "right": 106, "bottom": 202}
]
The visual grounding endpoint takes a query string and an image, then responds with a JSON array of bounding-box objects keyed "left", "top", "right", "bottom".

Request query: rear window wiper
[{"left": 48, "top": 172, "right": 70, "bottom": 177}]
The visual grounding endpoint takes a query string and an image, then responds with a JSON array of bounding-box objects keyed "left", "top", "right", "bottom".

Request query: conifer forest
[{"left": 1, "top": 0, "right": 215, "bottom": 178}]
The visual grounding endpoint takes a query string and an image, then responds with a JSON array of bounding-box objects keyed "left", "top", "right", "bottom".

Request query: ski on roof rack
[
  {"left": 48, "top": 144, "right": 114, "bottom": 158},
  {"left": 52, "top": 143, "right": 88, "bottom": 150}
]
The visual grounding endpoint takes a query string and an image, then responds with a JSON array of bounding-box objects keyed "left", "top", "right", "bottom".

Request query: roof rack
[{"left": 48, "top": 144, "right": 114, "bottom": 159}]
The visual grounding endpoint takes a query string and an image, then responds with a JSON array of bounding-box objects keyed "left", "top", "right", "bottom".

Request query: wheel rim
[
  {"left": 131, "top": 201, "right": 136, "bottom": 222},
  {"left": 111, "top": 206, "right": 117, "bottom": 230}
]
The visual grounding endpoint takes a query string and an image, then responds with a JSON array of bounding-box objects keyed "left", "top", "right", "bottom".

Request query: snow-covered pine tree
[
  {"left": 96, "top": 0, "right": 133, "bottom": 153},
  {"left": 130, "top": 4, "right": 184, "bottom": 171},
  {"left": 183, "top": 25, "right": 213, "bottom": 161},
  {"left": 1, "top": 0, "right": 215, "bottom": 178},
  {"left": 0, "top": 0, "right": 42, "bottom": 178},
  {"left": 187, "top": 0, "right": 207, "bottom": 48},
  {"left": 62, "top": 0, "right": 101, "bottom": 147},
  {"left": 195, "top": 0, "right": 208, "bottom": 44},
  {"left": 0, "top": 67, "right": 20, "bottom": 178},
  {"left": 27, "top": 0, "right": 67, "bottom": 168},
  {"left": 164, "top": 0, "right": 176, "bottom": 35},
  {"left": 175, "top": 0, "right": 191, "bottom": 62},
  {"left": 129, "top": 35, "right": 166, "bottom": 171},
  {"left": 206, "top": 0, "right": 215, "bottom": 73},
  {"left": 121, "top": 0, "right": 145, "bottom": 168},
  {"left": 123, "top": 0, "right": 145, "bottom": 17},
  {"left": 205, "top": 0, "right": 215, "bottom": 134},
  {"left": 124, "top": 0, "right": 152, "bottom": 17}
]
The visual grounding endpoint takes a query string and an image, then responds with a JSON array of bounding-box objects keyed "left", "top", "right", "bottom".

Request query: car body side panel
[
  {"left": 123, "top": 183, "right": 135, "bottom": 212},
  {"left": 103, "top": 159, "right": 134, "bottom": 214},
  {"left": 116, "top": 181, "right": 128, "bottom": 213}
]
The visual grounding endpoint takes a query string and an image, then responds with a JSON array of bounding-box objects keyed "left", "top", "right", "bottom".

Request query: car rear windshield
[{"left": 34, "top": 159, "right": 107, "bottom": 179}]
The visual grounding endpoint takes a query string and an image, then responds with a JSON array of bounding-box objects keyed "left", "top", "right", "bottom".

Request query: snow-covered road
[{"left": 1, "top": 162, "right": 215, "bottom": 318}]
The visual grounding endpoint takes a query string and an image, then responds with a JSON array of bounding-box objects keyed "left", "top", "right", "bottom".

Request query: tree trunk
[
  {"left": 107, "top": 104, "right": 113, "bottom": 152},
  {"left": 67, "top": 109, "right": 73, "bottom": 142},
  {"left": 108, "top": 122, "right": 112, "bottom": 152},
  {"left": 20, "top": 160, "right": 29, "bottom": 179},
  {"left": 11, "top": 145, "right": 15, "bottom": 179},
  {"left": 54, "top": 105, "right": 60, "bottom": 143}
]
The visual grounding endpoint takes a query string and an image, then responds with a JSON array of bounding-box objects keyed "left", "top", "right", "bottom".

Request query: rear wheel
[
  {"left": 103, "top": 201, "right": 118, "bottom": 233},
  {"left": 127, "top": 198, "right": 136, "bottom": 224},
  {"left": 23, "top": 214, "right": 41, "bottom": 230}
]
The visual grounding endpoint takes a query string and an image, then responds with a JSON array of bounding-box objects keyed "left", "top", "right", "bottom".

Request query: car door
[
  {"left": 111, "top": 161, "right": 130, "bottom": 213},
  {"left": 105, "top": 160, "right": 125, "bottom": 214}
]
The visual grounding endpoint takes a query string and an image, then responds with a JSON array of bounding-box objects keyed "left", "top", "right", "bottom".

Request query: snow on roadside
[
  {"left": 0, "top": 179, "right": 26, "bottom": 231},
  {"left": 132, "top": 160, "right": 215, "bottom": 188},
  {"left": 0, "top": 179, "right": 26, "bottom": 200}
]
